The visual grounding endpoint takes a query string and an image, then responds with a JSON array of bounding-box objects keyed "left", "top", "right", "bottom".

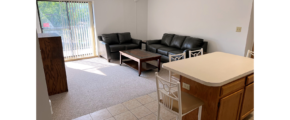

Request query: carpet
[{"left": 50, "top": 57, "right": 169, "bottom": 120}]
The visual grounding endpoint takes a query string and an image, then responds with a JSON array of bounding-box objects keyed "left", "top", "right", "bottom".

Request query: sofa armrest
[
  {"left": 146, "top": 39, "right": 161, "bottom": 45},
  {"left": 98, "top": 36, "right": 103, "bottom": 41},
  {"left": 132, "top": 38, "right": 142, "bottom": 49},
  {"left": 99, "top": 40, "right": 111, "bottom": 60}
]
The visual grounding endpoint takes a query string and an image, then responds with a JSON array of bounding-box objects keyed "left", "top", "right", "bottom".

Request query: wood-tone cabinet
[
  {"left": 240, "top": 78, "right": 254, "bottom": 119},
  {"left": 220, "top": 78, "right": 245, "bottom": 98},
  {"left": 217, "top": 74, "right": 254, "bottom": 120},
  {"left": 167, "top": 52, "right": 254, "bottom": 120},
  {"left": 38, "top": 33, "right": 68, "bottom": 96},
  {"left": 217, "top": 89, "right": 244, "bottom": 120},
  {"left": 180, "top": 74, "right": 254, "bottom": 120}
]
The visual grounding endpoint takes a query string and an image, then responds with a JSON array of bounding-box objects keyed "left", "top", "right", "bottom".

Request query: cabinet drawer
[
  {"left": 246, "top": 74, "right": 254, "bottom": 85},
  {"left": 220, "top": 77, "right": 245, "bottom": 97}
]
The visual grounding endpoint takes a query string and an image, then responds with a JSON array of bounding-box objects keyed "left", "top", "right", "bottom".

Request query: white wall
[
  {"left": 244, "top": 4, "right": 254, "bottom": 56},
  {"left": 92, "top": 0, "right": 147, "bottom": 39},
  {"left": 136, "top": 0, "right": 148, "bottom": 40},
  {"left": 147, "top": 0, "right": 253, "bottom": 56},
  {"left": 36, "top": 33, "right": 53, "bottom": 120}
]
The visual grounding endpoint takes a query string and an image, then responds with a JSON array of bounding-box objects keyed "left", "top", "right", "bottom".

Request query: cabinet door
[
  {"left": 217, "top": 89, "right": 244, "bottom": 120},
  {"left": 39, "top": 35, "right": 68, "bottom": 96},
  {"left": 240, "top": 83, "right": 254, "bottom": 119}
]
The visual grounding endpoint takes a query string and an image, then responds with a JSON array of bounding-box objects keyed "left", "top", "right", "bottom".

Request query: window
[{"left": 37, "top": 1, "right": 96, "bottom": 60}]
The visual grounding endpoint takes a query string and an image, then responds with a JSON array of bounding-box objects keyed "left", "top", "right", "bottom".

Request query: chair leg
[
  {"left": 169, "top": 71, "right": 172, "bottom": 92},
  {"left": 169, "top": 71, "right": 172, "bottom": 82},
  {"left": 157, "top": 104, "right": 161, "bottom": 120},
  {"left": 198, "top": 106, "right": 202, "bottom": 120},
  {"left": 176, "top": 115, "right": 181, "bottom": 120}
]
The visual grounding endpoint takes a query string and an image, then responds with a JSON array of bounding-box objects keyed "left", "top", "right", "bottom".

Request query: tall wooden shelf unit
[{"left": 38, "top": 33, "right": 68, "bottom": 96}]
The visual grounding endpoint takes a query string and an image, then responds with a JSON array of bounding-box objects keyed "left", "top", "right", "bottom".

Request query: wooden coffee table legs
[
  {"left": 138, "top": 62, "right": 142, "bottom": 76},
  {"left": 120, "top": 53, "right": 123, "bottom": 65},
  {"left": 137, "top": 58, "right": 160, "bottom": 76}
]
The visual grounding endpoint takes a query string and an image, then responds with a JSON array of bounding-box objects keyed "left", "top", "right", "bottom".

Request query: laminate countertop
[{"left": 162, "top": 52, "right": 254, "bottom": 87}]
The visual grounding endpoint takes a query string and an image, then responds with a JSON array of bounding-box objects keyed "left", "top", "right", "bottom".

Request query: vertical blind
[{"left": 38, "top": 1, "right": 95, "bottom": 60}]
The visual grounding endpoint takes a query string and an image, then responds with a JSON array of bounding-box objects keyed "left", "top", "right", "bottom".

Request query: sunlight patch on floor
[
  {"left": 84, "top": 68, "right": 107, "bottom": 76},
  {"left": 65, "top": 62, "right": 95, "bottom": 70}
]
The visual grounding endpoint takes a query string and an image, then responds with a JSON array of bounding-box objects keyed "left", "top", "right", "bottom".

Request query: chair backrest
[
  {"left": 189, "top": 48, "right": 203, "bottom": 58},
  {"left": 155, "top": 72, "right": 182, "bottom": 114},
  {"left": 169, "top": 52, "right": 186, "bottom": 62},
  {"left": 246, "top": 50, "right": 254, "bottom": 58}
]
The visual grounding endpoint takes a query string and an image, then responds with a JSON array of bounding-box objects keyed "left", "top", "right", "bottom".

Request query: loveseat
[
  {"left": 146, "top": 33, "right": 207, "bottom": 63},
  {"left": 98, "top": 32, "right": 142, "bottom": 62}
]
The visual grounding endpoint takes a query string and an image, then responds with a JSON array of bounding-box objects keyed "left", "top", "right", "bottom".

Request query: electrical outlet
[
  {"left": 236, "top": 27, "right": 242, "bottom": 32},
  {"left": 182, "top": 82, "right": 190, "bottom": 90}
]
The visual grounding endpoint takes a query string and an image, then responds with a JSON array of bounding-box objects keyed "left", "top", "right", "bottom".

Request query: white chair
[
  {"left": 155, "top": 72, "right": 204, "bottom": 120},
  {"left": 168, "top": 52, "right": 186, "bottom": 82},
  {"left": 189, "top": 48, "right": 203, "bottom": 58},
  {"left": 246, "top": 50, "right": 254, "bottom": 58}
]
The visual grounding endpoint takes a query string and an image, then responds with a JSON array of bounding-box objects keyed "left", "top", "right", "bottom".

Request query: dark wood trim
[
  {"left": 120, "top": 51, "right": 140, "bottom": 62},
  {"left": 141, "top": 56, "right": 162, "bottom": 62},
  {"left": 157, "top": 58, "right": 161, "bottom": 72},
  {"left": 123, "top": 61, "right": 157, "bottom": 71},
  {"left": 119, "top": 50, "right": 161, "bottom": 62},
  {"left": 138, "top": 61, "right": 142, "bottom": 76},
  {"left": 120, "top": 53, "right": 123, "bottom": 65}
]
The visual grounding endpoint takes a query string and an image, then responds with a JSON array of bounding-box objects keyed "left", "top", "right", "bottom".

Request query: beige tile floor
[{"left": 72, "top": 92, "right": 254, "bottom": 120}]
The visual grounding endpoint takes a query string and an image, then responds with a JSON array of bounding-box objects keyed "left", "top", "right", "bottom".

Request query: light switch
[
  {"left": 182, "top": 82, "right": 190, "bottom": 90},
  {"left": 236, "top": 27, "right": 242, "bottom": 32}
]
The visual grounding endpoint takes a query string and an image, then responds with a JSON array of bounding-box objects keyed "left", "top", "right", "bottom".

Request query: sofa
[
  {"left": 146, "top": 33, "right": 207, "bottom": 63},
  {"left": 98, "top": 32, "right": 142, "bottom": 62}
]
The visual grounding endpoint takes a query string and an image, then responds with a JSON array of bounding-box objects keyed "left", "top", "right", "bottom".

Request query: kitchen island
[{"left": 162, "top": 52, "right": 254, "bottom": 120}]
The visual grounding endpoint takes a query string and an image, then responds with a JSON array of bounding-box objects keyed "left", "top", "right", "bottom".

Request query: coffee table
[{"left": 119, "top": 49, "right": 161, "bottom": 76}]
